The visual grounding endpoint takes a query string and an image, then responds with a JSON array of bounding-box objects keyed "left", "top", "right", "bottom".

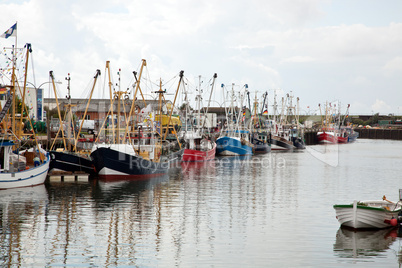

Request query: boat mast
[
  {"left": 163, "top": 70, "right": 183, "bottom": 147},
  {"left": 17, "top": 44, "right": 31, "bottom": 139},
  {"left": 253, "top": 92, "right": 259, "bottom": 129},
  {"left": 17, "top": 44, "right": 44, "bottom": 157},
  {"left": 182, "top": 81, "right": 190, "bottom": 133},
  {"left": 110, "top": 68, "right": 129, "bottom": 144},
  {"left": 235, "top": 88, "right": 246, "bottom": 136},
  {"left": 342, "top": 104, "right": 350, "bottom": 126},
  {"left": 287, "top": 91, "right": 294, "bottom": 125},
  {"left": 49, "top": 71, "right": 67, "bottom": 150},
  {"left": 273, "top": 90, "right": 277, "bottom": 123},
  {"left": 230, "top": 83, "right": 235, "bottom": 135},
  {"left": 157, "top": 79, "right": 163, "bottom": 149},
  {"left": 105, "top": 61, "right": 116, "bottom": 143},
  {"left": 260, "top": 91, "right": 268, "bottom": 128},
  {"left": 196, "top": 75, "right": 202, "bottom": 132},
  {"left": 280, "top": 95, "right": 285, "bottom": 125},
  {"left": 74, "top": 70, "right": 100, "bottom": 149},
  {"left": 10, "top": 28, "right": 17, "bottom": 139},
  {"left": 222, "top": 84, "right": 229, "bottom": 133},
  {"left": 64, "top": 73, "right": 77, "bottom": 152},
  {"left": 126, "top": 59, "right": 146, "bottom": 139},
  {"left": 117, "top": 69, "right": 121, "bottom": 144},
  {"left": 202, "top": 73, "right": 217, "bottom": 129}
]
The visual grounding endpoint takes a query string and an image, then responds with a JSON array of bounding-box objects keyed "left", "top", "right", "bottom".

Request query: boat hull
[
  {"left": 270, "top": 136, "right": 296, "bottom": 151},
  {"left": 216, "top": 136, "right": 253, "bottom": 156},
  {"left": 333, "top": 200, "right": 401, "bottom": 229},
  {"left": 49, "top": 151, "right": 96, "bottom": 176},
  {"left": 318, "top": 131, "right": 348, "bottom": 144},
  {"left": 182, "top": 143, "right": 216, "bottom": 162},
  {"left": 91, "top": 146, "right": 183, "bottom": 180},
  {"left": 347, "top": 132, "right": 359, "bottom": 142},
  {"left": 317, "top": 131, "right": 337, "bottom": 144},
  {"left": 0, "top": 153, "right": 50, "bottom": 189},
  {"left": 253, "top": 143, "right": 270, "bottom": 154}
]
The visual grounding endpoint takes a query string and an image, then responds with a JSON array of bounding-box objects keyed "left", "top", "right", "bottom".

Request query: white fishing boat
[
  {"left": 333, "top": 195, "right": 402, "bottom": 229},
  {"left": 0, "top": 23, "right": 50, "bottom": 189}
]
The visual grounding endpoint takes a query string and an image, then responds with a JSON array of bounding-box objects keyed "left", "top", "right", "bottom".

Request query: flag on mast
[{"left": 1, "top": 23, "right": 17, "bottom": 39}]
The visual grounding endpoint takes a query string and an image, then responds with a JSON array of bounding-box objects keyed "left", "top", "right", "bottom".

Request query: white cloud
[
  {"left": 371, "top": 99, "right": 391, "bottom": 114},
  {"left": 349, "top": 101, "right": 369, "bottom": 115},
  {"left": 0, "top": 0, "right": 401, "bottom": 115},
  {"left": 383, "top": 56, "right": 402, "bottom": 75}
]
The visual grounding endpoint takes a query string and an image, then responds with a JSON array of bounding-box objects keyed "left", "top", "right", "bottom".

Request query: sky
[{"left": 0, "top": 0, "right": 401, "bottom": 116}]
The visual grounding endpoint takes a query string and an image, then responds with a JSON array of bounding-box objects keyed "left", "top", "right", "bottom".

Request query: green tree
[{"left": 44, "top": 106, "right": 65, "bottom": 119}]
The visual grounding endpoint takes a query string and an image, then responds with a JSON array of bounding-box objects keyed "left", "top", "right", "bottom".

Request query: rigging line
[
  {"left": 50, "top": 72, "right": 64, "bottom": 100},
  {"left": 142, "top": 65, "right": 158, "bottom": 94},
  {"left": 79, "top": 72, "right": 99, "bottom": 99},
  {"left": 161, "top": 74, "right": 177, "bottom": 87},
  {"left": 142, "top": 75, "right": 159, "bottom": 88}
]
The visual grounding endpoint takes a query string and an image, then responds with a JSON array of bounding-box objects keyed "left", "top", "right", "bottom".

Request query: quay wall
[
  {"left": 304, "top": 129, "right": 318, "bottom": 145},
  {"left": 354, "top": 128, "right": 402, "bottom": 140},
  {"left": 303, "top": 128, "right": 402, "bottom": 145}
]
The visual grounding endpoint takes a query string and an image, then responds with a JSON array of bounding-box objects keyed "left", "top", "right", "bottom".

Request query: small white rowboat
[{"left": 333, "top": 197, "right": 402, "bottom": 229}]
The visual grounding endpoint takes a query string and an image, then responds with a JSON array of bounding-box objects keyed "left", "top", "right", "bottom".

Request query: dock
[{"left": 47, "top": 171, "right": 90, "bottom": 182}]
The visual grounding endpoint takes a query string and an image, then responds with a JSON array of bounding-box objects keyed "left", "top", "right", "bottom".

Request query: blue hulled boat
[
  {"left": 216, "top": 136, "right": 253, "bottom": 156},
  {"left": 216, "top": 83, "right": 255, "bottom": 156}
]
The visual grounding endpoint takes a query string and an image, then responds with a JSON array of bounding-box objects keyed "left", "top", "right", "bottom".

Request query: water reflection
[
  {"left": 181, "top": 159, "right": 216, "bottom": 178},
  {"left": 1, "top": 140, "right": 402, "bottom": 266},
  {"left": 92, "top": 174, "right": 170, "bottom": 207},
  {"left": 334, "top": 227, "right": 398, "bottom": 262},
  {"left": 45, "top": 176, "right": 176, "bottom": 267},
  {"left": 0, "top": 185, "right": 48, "bottom": 267}
]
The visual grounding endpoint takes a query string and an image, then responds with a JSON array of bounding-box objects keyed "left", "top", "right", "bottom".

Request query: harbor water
[{"left": 1, "top": 139, "right": 402, "bottom": 267}]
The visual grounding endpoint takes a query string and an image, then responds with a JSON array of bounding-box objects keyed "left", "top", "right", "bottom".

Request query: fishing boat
[
  {"left": 48, "top": 71, "right": 98, "bottom": 176},
  {"left": 317, "top": 128, "right": 348, "bottom": 144},
  {"left": 247, "top": 92, "right": 270, "bottom": 154},
  {"left": 346, "top": 127, "right": 359, "bottom": 142},
  {"left": 333, "top": 195, "right": 402, "bottom": 229},
  {"left": 216, "top": 134, "right": 253, "bottom": 156},
  {"left": 0, "top": 24, "right": 50, "bottom": 189},
  {"left": 341, "top": 105, "right": 359, "bottom": 143},
  {"left": 91, "top": 60, "right": 184, "bottom": 180},
  {"left": 181, "top": 74, "right": 217, "bottom": 162},
  {"left": 216, "top": 84, "right": 253, "bottom": 156},
  {"left": 0, "top": 140, "right": 50, "bottom": 189},
  {"left": 267, "top": 92, "right": 305, "bottom": 151},
  {"left": 317, "top": 102, "right": 350, "bottom": 144},
  {"left": 250, "top": 132, "right": 270, "bottom": 154},
  {"left": 182, "top": 131, "right": 216, "bottom": 162}
]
